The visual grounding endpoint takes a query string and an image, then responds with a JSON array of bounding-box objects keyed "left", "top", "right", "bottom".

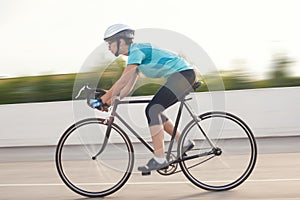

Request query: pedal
[{"left": 142, "top": 171, "right": 151, "bottom": 176}]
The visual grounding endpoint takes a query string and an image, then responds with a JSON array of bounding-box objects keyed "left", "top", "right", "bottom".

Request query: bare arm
[
  {"left": 101, "top": 64, "right": 138, "bottom": 105},
  {"left": 119, "top": 69, "right": 138, "bottom": 99}
]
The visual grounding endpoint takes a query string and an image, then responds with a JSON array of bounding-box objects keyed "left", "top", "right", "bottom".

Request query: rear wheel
[
  {"left": 55, "top": 118, "right": 134, "bottom": 197},
  {"left": 179, "top": 111, "right": 257, "bottom": 191}
]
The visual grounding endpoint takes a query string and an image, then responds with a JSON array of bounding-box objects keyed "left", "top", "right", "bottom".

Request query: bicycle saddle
[{"left": 192, "top": 81, "right": 202, "bottom": 91}]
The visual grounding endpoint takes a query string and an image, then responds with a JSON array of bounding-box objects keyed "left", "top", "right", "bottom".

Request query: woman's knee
[{"left": 145, "top": 102, "right": 165, "bottom": 126}]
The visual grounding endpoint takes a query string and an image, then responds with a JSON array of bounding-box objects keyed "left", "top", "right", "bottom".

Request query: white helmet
[{"left": 104, "top": 24, "right": 134, "bottom": 41}]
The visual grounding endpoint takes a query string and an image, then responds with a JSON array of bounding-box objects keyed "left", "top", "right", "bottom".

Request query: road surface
[{"left": 0, "top": 136, "right": 300, "bottom": 200}]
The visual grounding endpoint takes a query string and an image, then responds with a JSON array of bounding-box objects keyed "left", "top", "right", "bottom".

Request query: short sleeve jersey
[{"left": 127, "top": 43, "right": 192, "bottom": 78}]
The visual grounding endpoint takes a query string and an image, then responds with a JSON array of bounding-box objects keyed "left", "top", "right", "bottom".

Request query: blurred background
[{"left": 1, "top": 0, "right": 300, "bottom": 104}]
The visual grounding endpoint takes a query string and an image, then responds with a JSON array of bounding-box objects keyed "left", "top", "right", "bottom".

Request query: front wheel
[
  {"left": 55, "top": 118, "right": 134, "bottom": 197},
  {"left": 178, "top": 111, "right": 257, "bottom": 191}
]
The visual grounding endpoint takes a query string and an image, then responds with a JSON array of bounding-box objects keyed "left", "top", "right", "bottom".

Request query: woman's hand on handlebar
[
  {"left": 88, "top": 98, "right": 110, "bottom": 112},
  {"left": 99, "top": 103, "right": 110, "bottom": 112},
  {"left": 99, "top": 92, "right": 112, "bottom": 112}
]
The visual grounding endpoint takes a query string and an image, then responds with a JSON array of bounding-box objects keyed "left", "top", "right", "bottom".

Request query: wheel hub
[{"left": 214, "top": 147, "right": 222, "bottom": 156}]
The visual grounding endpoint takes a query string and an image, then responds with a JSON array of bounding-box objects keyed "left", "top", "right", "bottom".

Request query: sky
[{"left": 0, "top": 0, "right": 300, "bottom": 78}]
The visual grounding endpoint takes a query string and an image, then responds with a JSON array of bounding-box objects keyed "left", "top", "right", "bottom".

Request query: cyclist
[{"left": 91, "top": 24, "right": 196, "bottom": 172}]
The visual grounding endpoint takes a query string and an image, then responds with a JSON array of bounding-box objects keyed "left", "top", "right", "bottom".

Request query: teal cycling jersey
[{"left": 127, "top": 43, "right": 193, "bottom": 78}]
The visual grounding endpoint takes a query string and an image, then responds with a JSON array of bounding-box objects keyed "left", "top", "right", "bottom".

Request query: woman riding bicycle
[{"left": 92, "top": 24, "right": 196, "bottom": 172}]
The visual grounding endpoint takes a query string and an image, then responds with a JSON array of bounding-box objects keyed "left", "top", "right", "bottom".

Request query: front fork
[{"left": 92, "top": 116, "right": 114, "bottom": 160}]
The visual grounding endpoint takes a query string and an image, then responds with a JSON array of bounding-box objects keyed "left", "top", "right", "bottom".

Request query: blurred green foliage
[
  {"left": 0, "top": 74, "right": 76, "bottom": 104},
  {"left": 1, "top": 57, "right": 300, "bottom": 105}
]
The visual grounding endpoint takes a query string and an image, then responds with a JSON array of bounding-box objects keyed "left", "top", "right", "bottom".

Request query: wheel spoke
[{"left": 186, "top": 155, "right": 216, "bottom": 170}]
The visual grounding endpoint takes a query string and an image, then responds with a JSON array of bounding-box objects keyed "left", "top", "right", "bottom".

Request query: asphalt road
[{"left": 1, "top": 136, "right": 300, "bottom": 200}]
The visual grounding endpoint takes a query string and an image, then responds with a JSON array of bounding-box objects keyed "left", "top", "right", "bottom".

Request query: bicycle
[{"left": 55, "top": 82, "right": 257, "bottom": 198}]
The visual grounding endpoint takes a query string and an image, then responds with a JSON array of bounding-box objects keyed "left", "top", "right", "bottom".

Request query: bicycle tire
[
  {"left": 55, "top": 118, "right": 134, "bottom": 197},
  {"left": 178, "top": 111, "right": 257, "bottom": 191}
]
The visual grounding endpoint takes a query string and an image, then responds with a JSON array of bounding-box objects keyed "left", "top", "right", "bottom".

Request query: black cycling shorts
[{"left": 145, "top": 69, "right": 196, "bottom": 126}]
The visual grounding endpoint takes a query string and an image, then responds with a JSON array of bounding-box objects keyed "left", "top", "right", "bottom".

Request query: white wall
[{"left": 1, "top": 87, "right": 299, "bottom": 147}]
